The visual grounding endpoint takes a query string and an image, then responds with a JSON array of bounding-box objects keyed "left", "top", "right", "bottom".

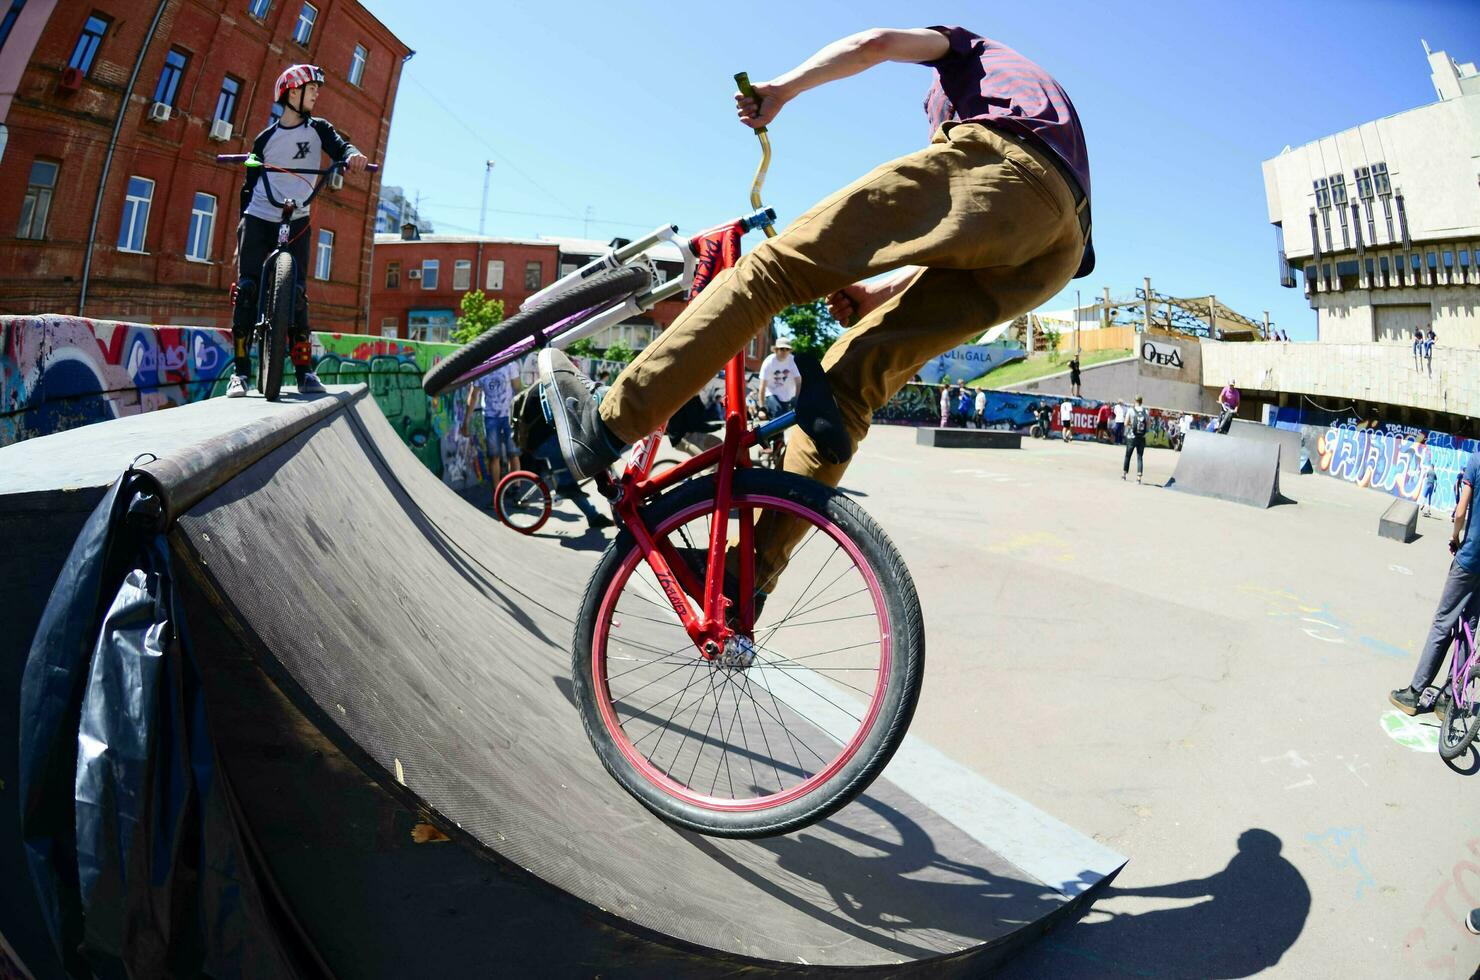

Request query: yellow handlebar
[{"left": 735, "top": 72, "right": 778, "bottom": 239}]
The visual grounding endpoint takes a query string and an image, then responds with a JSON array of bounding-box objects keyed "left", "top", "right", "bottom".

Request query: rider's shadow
[{"left": 999, "top": 828, "right": 1310, "bottom": 979}]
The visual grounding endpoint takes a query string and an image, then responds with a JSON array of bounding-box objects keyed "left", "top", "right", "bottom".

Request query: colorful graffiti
[
  {"left": 1311, "top": 423, "right": 1472, "bottom": 512},
  {"left": 1, "top": 317, "right": 488, "bottom": 489}
]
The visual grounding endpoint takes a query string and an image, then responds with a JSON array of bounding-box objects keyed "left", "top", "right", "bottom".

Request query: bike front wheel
[
  {"left": 258, "top": 251, "right": 293, "bottom": 400},
  {"left": 571, "top": 468, "right": 924, "bottom": 838},
  {"left": 494, "top": 470, "right": 552, "bottom": 534},
  {"left": 1440, "top": 645, "right": 1480, "bottom": 760}
]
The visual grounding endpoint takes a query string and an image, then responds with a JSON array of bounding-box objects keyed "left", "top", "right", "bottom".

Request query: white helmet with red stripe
[{"left": 274, "top": 64, "right": 325, "bottom": 104}]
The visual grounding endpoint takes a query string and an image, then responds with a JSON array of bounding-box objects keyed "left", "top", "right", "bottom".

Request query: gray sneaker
[
  {"left": 297, "top": 372, "right": 326, "bottom": 394},
  {"left": 538, "top": 348, "right": 620, "bottom": 482},
  {"left": 225, "top": 374, "right": 250, "bottom": 398}
]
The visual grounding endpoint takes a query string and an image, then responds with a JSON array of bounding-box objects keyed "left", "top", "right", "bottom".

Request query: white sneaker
[
  {"left": 225, "top": 374, "right": 249, "bottom": 398},
  {"left": 297, "top": 372, "right": 326, "bottom": 394}
]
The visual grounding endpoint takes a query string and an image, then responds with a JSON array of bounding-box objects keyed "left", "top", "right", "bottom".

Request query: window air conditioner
[
  {"left": 58, "top": 67, "right": 84, "bottom": 93},
  {"left": 328, "top": 172, "right": 344, "bottom": 190},
  {"left": 148, "top": 102, "right": 172, "bottom": 123},
  {"left": 407, "top": 268, "right": 422, "bottom": 280},
  {"left": 208, "top": 118, "right": 233, "bottom": 142}
]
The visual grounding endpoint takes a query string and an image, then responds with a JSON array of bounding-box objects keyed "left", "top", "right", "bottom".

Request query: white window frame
[
  {"left": 314, "top": 228, "right": 334, "bottom": 280},
  {"left": 186, "top": 192, "right": 216, "bottom": 262},
  {"left": 349, "top": 44, "right": 367, "bottom": 86},
  {"left": 421, "top": 259, "right": 439, "bottom": 290},
  {"left": 118, "top": 175, "right": 154, "bottom": 254},
  {"left": 293, "top": 2, "right": 316, "bottom": 45},
  {"left": 486, "top": 259, "right": 504, "bottom": 290},
  {"left": 380, "top": 316, "right": 398, "bottom": 338},
  {"left": 17, "top": 159, "right": 58, "bottom": 240},
  {"left": 453, "top": 258, "right": 471, "bottom": 291},
  {"left": 247, "top": 0, "right": 271, "bottom": 19}
]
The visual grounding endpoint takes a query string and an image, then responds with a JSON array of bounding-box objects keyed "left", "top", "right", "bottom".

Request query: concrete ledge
[
  {"left": 1379, "top": 498, "right": 1419, "bottom": 543},
  {"left": 917, "top": 427, "right": 1022, "bottom": 449}
]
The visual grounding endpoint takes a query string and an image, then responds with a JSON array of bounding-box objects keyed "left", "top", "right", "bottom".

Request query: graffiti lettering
[{"left": 1312, "top": 424, "right": 1471, "bottom": 513}]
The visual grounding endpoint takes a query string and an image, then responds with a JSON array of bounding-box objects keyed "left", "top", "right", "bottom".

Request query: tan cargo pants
[{"left": 601, "top": 122, "right": 1087, "bottom": 587}]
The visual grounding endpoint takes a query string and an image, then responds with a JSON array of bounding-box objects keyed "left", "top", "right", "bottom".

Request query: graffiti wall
[
  {"left": 1308, "top": 423, "right": 1473, "bottom": 512},
  {"left": 1, "top": 316, "right": 488, "bottom": 489}
]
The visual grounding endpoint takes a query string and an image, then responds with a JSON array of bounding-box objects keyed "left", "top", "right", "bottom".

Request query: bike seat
[{"left": 792, "top": 353, "right": 852, "bottom": 465}]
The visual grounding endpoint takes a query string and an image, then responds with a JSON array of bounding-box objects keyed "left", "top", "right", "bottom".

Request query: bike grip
[
  {"left": 216, "top": 153, "right": 250, "bottom": 163},
  {"left": 734, "top": 71, "right": 767, "bottom": 134}
]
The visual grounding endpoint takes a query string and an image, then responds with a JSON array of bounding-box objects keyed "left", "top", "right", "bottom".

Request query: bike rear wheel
[
  {"left": 571, "top": 468, "right": 924, "bottom": 838},
  {"left": 494, "top": 470, "right": 552, "bottom": 534},
  {"left": 422, "top": 266, "right": 649, "bottom": 398},
  {"left": 258, "top": 252, "right": 293, "bottom": 400},
  {"left": 1439, "top": 640, "right": 1480, "bottom": 760}
]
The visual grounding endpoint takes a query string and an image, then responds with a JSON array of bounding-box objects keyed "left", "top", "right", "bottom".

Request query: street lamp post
[{"left": 478, "top": 160, "right": 495, "bottom": 236}]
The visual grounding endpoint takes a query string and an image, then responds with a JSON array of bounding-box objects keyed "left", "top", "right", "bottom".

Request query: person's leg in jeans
[
  {"left": 1122, "top": 438, "right": 1134, "bottom": 479},
  {"left": 1395, "top": 560, "right": 1480, "bottom": 711},
  {"left": 283, "top": 218, "right": 316, "bottom": 386},
  {"left": 1134, "top": 437, "right": 1145, "bottom": 480},
  {"left": 230, "top": 217, "right": 275, "bottom": 378}
]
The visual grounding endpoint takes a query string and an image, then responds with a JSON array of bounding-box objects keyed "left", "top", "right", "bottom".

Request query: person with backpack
[{"left": 1122, "top": 395, "right": 1149, "bottom": 483}]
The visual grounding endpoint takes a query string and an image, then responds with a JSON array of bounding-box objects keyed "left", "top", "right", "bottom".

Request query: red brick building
[
  {"left": 0, "top": 0, "right": 408, "bottom": 331},
  {"left": 370, "top": 230, "right": 772, "bottom": 370}
]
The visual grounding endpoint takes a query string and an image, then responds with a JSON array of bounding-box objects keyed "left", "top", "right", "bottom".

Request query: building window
[
  {"left": 1443, "top": 250, "right": 1454, "bottom": 269},
  {"left": 524, "top": 261, "right": 542, "bottom": 290},
  {"left": 1329, "top": 173, "right": 1347, "bottom": 207},
  {"left": 379, "top": 316, "right": 398, "bottom": 338},
  {"left": 186, "top": 192, "right": 216, "bottom": 262},
  {"left": 16, "top": 159, "right": 57, "bottom": 240},
  {"left": 385, "top": 261, "right": 400, "bottom": 288},
  {"left": 486, "top": 259, "right": 504, "bottom": 290},
  {"left": 1381, "top": 197, "right": 1394, "bottom": 242},
  {"left": 1395, "top": 192, "right": 1410, "bottom": 248},
  {"left": 1378, "top": 255, "right": 1389, "bottom": 278},
  {"left": 214, "top": 75, "right": 241, "bottom": 125},
  {"left": 1372, "top": 162, "right": 1391, "bottom": 196},
  {"left": 421, "top": 259, "right": 439, "bottom": 290},
  {"left": 293, "top": 2, "right": 316, "bottom": 45},
  {"left": 1362, "top": 200, "right": 1375, "bottom": 243},
  {"left": 1336, "top": 206, "right": 1349, "bottom": 249},
  {"left": 247, "top": 0, "right": 271, "bottom": 18},
  {"left": 559, "top": 262, "right": 580, "bottom": 279},
  {"left": 1313, "top": 177, "right": 1329, "bottom": 209},
  {"left": 315, "top": 228, "right": 333, "bottom": 280},
  {"left": 1460, "top": 249, "right": 1471, "bottom": 268},
  {"left": 349, "top": 44, "right": 367, "bottom": 86},
  {"left": 0, "top": 0, "right": 29, "bottom": 52},
  {"left": 269, "top": 102, "right": 284, "bottom": 125},
  {"left": 1321, "top": 209, "right": 1332, "bottom": 253},
  {"left": 453, "top": 259, "right": 471, "bottom": 291},
  {"left": 69, "top": 13, "right": 109, "bottom": 75},
  {"left": 152, "top": 48, "right": 188, "bottom": 107},
  {"left": 1427, "top": 251, "right": 1438, "bottom": 270},
  {"left": 1355, "top": 166, "right": 1373, "bottom": 201},
  {"left": 117, "top": 176, "right": 154, "bottom": 253}
]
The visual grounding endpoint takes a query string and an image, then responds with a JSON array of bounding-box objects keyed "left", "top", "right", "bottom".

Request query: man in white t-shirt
[
  {"left": 1112, "top": 401, "right": 1126, "bottom": 445},
  {"left": 1176, "top": 411, "right": 1193, "bottom": 451},
  {"left": 758, "top": 336, "right": 801, "bottom": 418},
  {"left": 469, "top": 361, "right": 522, "bottom": 494},
  {"left": 1059, "top": 398, "right": 1074, "bottom": 442}
]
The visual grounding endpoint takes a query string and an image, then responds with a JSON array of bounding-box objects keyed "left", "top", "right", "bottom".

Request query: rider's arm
[
  {"left": 1454, "top": 480, "right": 1473, "bottom": 551},
  {"left": 310, "top": 118, "right": 368, "bottom": 172},
  {"left": 742, "top": 29, "right": 951, "bottom": 125}
]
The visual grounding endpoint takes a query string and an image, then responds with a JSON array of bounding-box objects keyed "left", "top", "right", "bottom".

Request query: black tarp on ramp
[
  {"left": 1166, "top": 430, "right": 1288, "bottom": 509},
  {"left": 3, "top": 386, "right": 1123, "bottom": 977}
]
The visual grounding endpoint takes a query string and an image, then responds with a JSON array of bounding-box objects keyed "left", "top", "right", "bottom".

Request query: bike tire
[
  {"left": 258, "top": 252, "right": 293, "bottom": 401},
  {"left": 494, "top": 470, "right": 552, "bottom": 534},
  {"left": 423, "top": 266, "right": 649, "bottom": 398},
  {"left": 570, "top": 467, "right": 924, "bottom": 838},
  {"left": 1439, "top": 644, "right": 1480, "bottom": 760}
]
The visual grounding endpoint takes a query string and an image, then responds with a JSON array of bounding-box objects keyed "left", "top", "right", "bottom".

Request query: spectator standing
[
  {"left": 1060, "top": 398, "right": 1074, "bottom": 442},
  {"left": 973, "top": 387, "right": 987, "bottom": 429},
  {"left": 1413, "top": 326, "right": 1424, "bottom": 366},
  {"left": 1069, "top": 354, "right": 1082, "bottom": 397},
  {"left": 1122, "top": 395, "right": 1148, "bottom": 482},
  {"left": 1176, "top": 411, "right": 1193, "bottom": 451},
  {"left": 1095, "top": 401, "right": 1111, "bottom": 443},
  {"left": 1424, "top": 328, "right": 1436, "bottom": 372},
  {"left": 470, "top": 361, "right": 522, "bottom": 500},
  {"left": 1217, "top": 379, "right": 1240, "bottom": 434},
  {"left": 758, "top": 335, "right": 802, "bottom": 418},
  {"left": 939, "top": 381, "right": 951, "bottom": 428},
  {"left": 1420, "top": 449, "right": 1438, "bottom": 517},
  {"left": 1390, "top": 447, "right": 1480, "bottom": 715},
  {"left": 957, "top": 384, "right": 975, "bottom": 426},
  {"left": 1112, "top": 401, "right": 1126, "bottom": 445}
]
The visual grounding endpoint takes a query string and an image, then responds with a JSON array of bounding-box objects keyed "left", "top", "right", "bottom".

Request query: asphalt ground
[{"left": 494, "top": 425, "right": 1479, "bottom": 978}]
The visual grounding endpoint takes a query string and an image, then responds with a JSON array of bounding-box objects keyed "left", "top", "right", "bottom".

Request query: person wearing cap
[
  {"left": 758, "top": 335, "right": 801, "bottom": 420},
  {"left": 225, "top": 64, "right": 368, "bottom": 399}
]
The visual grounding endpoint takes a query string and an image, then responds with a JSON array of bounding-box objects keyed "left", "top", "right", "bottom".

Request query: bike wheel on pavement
[
  {"left": 1439, "top": 640, "right": 1480, "bottom": 760},
  {"left": 494, "top": 470, "right": 552, "bottom": 534},
  {"left": 258, "top": 252, "right": 293, "bottom": 400},
  {"left": 571, "top": 468, "right": 924, "bottom": 838}
]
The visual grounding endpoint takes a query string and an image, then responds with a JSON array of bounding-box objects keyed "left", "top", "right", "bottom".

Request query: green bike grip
[{"left": 734, "top": 71, "right": 767, "bottom": 134}]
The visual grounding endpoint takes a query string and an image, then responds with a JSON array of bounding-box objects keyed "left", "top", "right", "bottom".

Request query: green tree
[
  {"left": 1042, "top": 326, "right": 1062, "bottom": 363},
  {"left": 775, "top": 299, "right": 840, "bottom": 359},
  {"left": 451, "top": 289, "right": 505, "bottom": 345},
  {"left": 602, "top": 341, "right": 636, "bottom": 365},
  {"left": 565, "top": 338, "right": 599, "bottom": 359}
]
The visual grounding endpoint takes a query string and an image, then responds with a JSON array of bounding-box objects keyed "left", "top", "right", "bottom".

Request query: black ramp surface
[
  {"left": 170, "top": 395, "right": 1104, "bottom": 973},
  {"left": 1166, "top": 430, "right": 1286, "bottom": 509},
  {"left": 1227, "top": 419, "right": 1307, "bottom": 474}
]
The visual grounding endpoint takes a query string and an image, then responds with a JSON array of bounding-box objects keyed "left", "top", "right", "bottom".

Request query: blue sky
[{"left": 363, "top": 0, "right": 1480, "bottom": 340}]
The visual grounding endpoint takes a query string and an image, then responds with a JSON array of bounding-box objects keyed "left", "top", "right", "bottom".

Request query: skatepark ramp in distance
[
  {"left": 0, "top": 386, "right": 1124, "bottom": 978},
  {"left": 1166, "top": 430, "right": 1289, "bottom": 509}
]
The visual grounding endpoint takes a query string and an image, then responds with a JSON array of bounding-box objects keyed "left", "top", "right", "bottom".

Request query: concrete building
[
  {"left": 1262, "top": 41, "right": 1480, "bottom": 345},
  {"left": 0, "top": 0, "right": 409, "bottom": 332}
]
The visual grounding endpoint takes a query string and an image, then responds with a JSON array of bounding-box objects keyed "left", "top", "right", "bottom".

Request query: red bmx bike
[{"left": 423, "top": 76, "right": 923, "bottom": 838}]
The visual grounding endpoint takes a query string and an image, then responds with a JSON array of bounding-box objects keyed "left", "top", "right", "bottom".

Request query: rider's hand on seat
[{"left": 736, "top": 81, "right": 787, "bottom": 129}]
